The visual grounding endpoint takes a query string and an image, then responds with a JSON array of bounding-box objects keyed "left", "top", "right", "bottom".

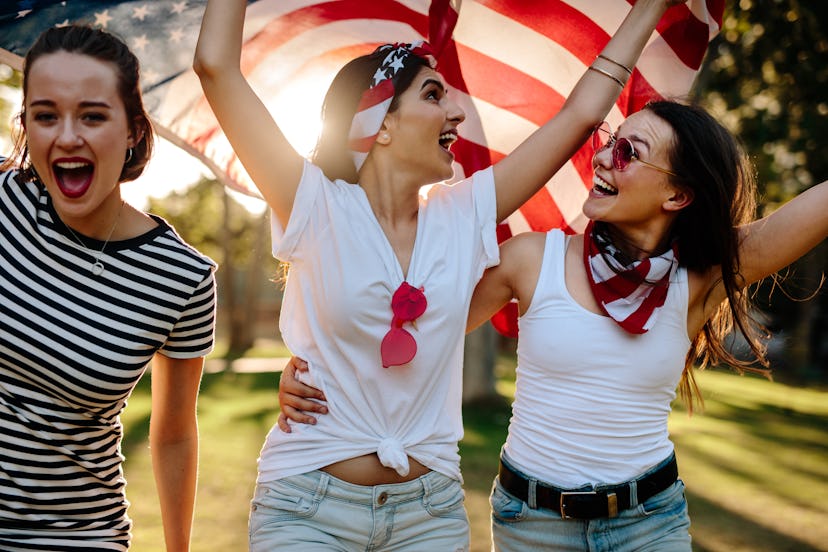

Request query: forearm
[
  {"left": 151, "top": 431, "right": 199, "bottom": 552},
  {"left": 738, "top": 180, "right": 828, "bottom": 285},
  {"left": 193, "top": 0, "right": 246, "bottom": 78},
  {"left": 564, "top": 0, "right": 670, "bottom": 124}
]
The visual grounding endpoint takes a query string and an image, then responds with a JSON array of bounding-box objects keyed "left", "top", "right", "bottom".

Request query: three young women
[{"left": 194, "top": 0, "right": 685, "bottom": 549}]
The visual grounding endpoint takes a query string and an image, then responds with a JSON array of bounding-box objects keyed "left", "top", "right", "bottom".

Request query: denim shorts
[
  {"left": 490, "top": 455, "right": 691, "bottom": 552},
  {"left": 249, "top": 469, "right": 469, "bottom": 551}
]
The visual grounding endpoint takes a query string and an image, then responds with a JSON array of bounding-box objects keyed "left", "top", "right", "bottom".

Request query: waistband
[
  {"left": 261, "top": 469, "right": 460, "bottom": 508},
  {"left": 497, "top": 454, "right": 678, "bottom": 520}
]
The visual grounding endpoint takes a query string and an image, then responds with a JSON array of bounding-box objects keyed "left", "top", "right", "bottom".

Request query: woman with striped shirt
[{"left": 0, "top": 25, "right": 216, "bottom": 551}]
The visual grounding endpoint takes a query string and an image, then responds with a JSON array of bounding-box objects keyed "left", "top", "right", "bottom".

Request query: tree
[
  {"left": 694, "top": 1, "right": 828, "bottom": 380},
  {"left": 147, "top": 179, "right": 279, "bottom": 359}
]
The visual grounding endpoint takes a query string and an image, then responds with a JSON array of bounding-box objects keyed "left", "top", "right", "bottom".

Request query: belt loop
[
  {"left": 421, "top": 471, "right": 432, "bottom": 498},
  {"left": 527, "top": 477, "right": 538, "bottom": 509},
  {"left": 315, "top": 471, "right": 331, "bottom": 501},
  {"left": 627, "top": 479, "right": 638, "bottom": 509}
]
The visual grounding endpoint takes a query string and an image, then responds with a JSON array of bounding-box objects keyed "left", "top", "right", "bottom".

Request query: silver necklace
[{"left": 64, "top": 201, "right": 124, "bottom": 276}]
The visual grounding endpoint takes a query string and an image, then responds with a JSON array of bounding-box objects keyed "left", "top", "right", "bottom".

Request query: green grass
[{"left": 121, "top": 366, "right": 828, "bottom": 552}]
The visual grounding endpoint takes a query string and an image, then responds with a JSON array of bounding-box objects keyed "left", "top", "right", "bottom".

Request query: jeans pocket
[
  {"left": 249, "top": 477, "right": 321, "bottom": 535},
  {"left": 640, "top": 479, "right": 687, "bottom": 517},
  {"left": 490, "top": 479, "right": 527, "bottom": 523},
  {"left": 424, "top": 478, "right": 467, "bottom": 519}
]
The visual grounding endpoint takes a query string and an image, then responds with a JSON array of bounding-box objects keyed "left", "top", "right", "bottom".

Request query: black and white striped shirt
[{"left": 0, "top": 169, "right": 217, "bottom": 550}]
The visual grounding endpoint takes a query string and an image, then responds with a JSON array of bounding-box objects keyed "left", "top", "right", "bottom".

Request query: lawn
[{"left": 121, "top": 364, "right": 828, "bottom": 551}]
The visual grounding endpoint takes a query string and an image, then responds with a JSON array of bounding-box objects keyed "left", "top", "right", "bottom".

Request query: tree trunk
[{"left": 463, "top": 323, "right": 497, "bottom": 403}]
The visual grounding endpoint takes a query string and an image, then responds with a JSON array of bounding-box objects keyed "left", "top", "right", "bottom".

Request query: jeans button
[{"left": 377, "top": 491, "right": 388, "bottom": 505}]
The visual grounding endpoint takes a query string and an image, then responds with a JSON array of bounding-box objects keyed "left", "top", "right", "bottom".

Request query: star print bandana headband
[
  {"left": 348, "top": 41, "right": 438, "bottom": 173},
  {"left": 583, "top": 221, "right": 679, "bottom": 334}
]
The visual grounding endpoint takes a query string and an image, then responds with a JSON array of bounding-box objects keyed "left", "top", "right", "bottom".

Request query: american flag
[{"left": 0, "top": 0, "right": 723, "bottom": 335}]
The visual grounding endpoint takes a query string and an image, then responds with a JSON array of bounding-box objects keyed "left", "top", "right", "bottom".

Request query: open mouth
[
  {"left": 439, "top": 131, "right": 458, "bottom": 151},
  {"left": 53, "top": 160, "right": 94, "bottom": 198},
  {"left": 592, "top": 174, "right": 618, "bottom": 196}
]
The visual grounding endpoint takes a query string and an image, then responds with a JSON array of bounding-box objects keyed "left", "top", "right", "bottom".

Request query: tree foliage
[
  {"left": 693, "top": 1, "right": 828, "bottom": 377},
  {"left": 695, "top": 0, "right": 828, "bottom": 207}
]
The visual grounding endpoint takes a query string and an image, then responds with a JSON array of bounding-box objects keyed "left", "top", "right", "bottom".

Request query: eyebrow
[
  {"left": 420, "top": 78, "right": 447, "bottom": 93},
  {"left": 626, "top": 132, "right": 652, "bottom": 152},
  {"left": 29, "top": 99, "right": 113, "bottom": 109}
]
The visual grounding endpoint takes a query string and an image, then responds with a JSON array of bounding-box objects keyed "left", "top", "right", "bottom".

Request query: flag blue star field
[{"left": 0, "top": 0, "right": 724, "bottom": 334}]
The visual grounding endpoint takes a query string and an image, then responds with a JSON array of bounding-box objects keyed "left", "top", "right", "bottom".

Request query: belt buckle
[{"left": 559, "top": 491, "right": 618, "bottom": 519}]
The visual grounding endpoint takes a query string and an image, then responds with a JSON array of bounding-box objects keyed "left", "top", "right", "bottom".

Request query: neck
[
  {"left": 599, "top": 222, "right": 672, "bottom": 262},
  {"left": 359, "top": 163, "right": 421, "bottom": 225}
]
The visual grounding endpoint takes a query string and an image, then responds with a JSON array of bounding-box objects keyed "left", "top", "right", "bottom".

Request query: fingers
[
  {"left": 279, "top": 360, "right": 325, "bottom": 401},
  {"left": 280, "top": 404, "right": 319, "bottom": 426},
  {"left": 277, "top": 413, "right": 292, "bottom": 433},
  {"left": 277, "top": 355, "right": 328, "bottom": 433}
]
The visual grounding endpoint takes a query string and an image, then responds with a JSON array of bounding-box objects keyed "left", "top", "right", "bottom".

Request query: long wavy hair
[
  {"left": 644, "top": 100, "right": 769, "bottom": 411},
  {"left": 0, "top": 25, "right": 154, "bottom": 183}
]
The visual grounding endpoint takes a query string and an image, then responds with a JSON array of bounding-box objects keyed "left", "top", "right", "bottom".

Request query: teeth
[
  {"left": 439, "top": 132, "right": 457, "bottom": 145},
  {"left": 593, "top": 174, "right": 617, "bottom": 194},
  {"left": 55, "top": 161, "right": 91, "bottom": 170}
]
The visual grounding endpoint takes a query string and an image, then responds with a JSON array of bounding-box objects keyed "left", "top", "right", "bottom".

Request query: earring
[
  {"left": 125, "top": 147, "right": 133, "bottom": 164},
  {"left": 380, "top": 133, "right": 390, "bottom": 144}
]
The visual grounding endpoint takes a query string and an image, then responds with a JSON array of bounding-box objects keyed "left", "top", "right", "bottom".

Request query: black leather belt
[{"left": 497, "top": 455, "right": 678, "bottom": 520}]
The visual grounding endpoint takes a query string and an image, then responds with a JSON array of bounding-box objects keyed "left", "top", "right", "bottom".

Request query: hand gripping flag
[{"left": 0, "top": 0, "right": 723, "bottom": 336}]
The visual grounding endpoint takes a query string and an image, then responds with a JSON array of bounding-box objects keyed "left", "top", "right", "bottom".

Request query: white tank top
[{"left": 503, "top": 229, "right": 690, "bottom": 487}]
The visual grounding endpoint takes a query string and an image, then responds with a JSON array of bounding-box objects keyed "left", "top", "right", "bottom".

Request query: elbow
[
  {"left": 192, "top": 53, "right": 216, "bottom": 82},
  {"left": 192, "top": 44, "right": 229, "bottom": 82}
]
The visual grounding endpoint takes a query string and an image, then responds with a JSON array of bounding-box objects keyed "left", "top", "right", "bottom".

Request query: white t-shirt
[
  {"left": 258, "top": 161, "right": 498, "bottom": 483},
  {"left": 504, "top": 230, "right": 690, "bottom": 487}
]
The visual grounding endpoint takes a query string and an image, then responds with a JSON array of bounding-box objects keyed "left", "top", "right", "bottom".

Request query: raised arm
[
  {"left": 492, "top": 0, "right": 683, "bottom": 223},
  {"left": 689, "top": 180, "right": 828, "bottom": 333},
  {"left": 737, "top": 180, "right": 828, "bottom": 287},
  {"left": 193, "top": 0, "right": 303, "bottom": 227}
]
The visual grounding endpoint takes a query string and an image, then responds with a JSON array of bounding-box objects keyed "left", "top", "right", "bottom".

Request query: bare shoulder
[
  {"left": 500, "top": 231, "right": 548, "bottom": 312},
  {"left": 500, "top": 231, "right": 547, "bottom": 267}
]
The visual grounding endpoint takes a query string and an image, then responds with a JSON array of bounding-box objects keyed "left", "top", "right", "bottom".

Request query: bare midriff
[{"left": 321, "top": 453, "right": 431, "bottom": 485}]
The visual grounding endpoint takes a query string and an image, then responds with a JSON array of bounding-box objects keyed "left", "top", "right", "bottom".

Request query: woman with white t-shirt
[{"left": 194, "top": 1, "right": 684, "bottom": 549}]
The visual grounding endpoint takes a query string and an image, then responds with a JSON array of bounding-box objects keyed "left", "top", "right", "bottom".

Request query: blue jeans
[
  {"left": 490, "top": 455, "right": 691, "bottom": 552},
  {"left": 249, "top": 470, "right": 469, "bottom": 551}
]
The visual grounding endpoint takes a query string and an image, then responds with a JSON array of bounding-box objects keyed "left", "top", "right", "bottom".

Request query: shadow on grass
[{"left": 686, "top": 489, "right": 823, "bottom": 552}]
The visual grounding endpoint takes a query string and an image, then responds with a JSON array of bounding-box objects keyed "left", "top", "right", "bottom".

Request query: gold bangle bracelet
[
  {"left": 587, "top": 65, "right": 626, "bottom": 88},
  {"left": 597, "top": 54, "right": 633, "bottom": 76}
]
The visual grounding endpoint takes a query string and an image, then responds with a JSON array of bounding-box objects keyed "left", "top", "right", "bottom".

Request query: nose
[
  {"left": 592, "top": 143, "right": 612, "bottom": 170},
  {"left": 56, "top": 119, "right": 83, "bottom": 149},
  {"left": 447, "top": 97, "right": 465, "bottom": 125}
]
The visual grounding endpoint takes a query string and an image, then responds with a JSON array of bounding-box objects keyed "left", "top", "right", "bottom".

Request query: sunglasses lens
[
  {"left": 381, "top": 327, "right": 416, "bottom": 368},
  {"left": 391, "top": 282, "right": 427, "bottom": 321},
  {"left": 613, "top": 138, "right": 634, "bottom": 170}
]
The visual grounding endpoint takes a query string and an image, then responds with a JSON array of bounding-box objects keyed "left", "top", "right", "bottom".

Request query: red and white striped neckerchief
[
  {"left": 348, "top": 41, "right": 437, "bottom": 173},
  {"left": 583, "top": 221, "right": 679, "bottom": 334}
]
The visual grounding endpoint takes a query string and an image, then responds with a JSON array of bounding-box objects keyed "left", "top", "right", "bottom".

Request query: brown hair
[{"left": 644, "top": 100, "right": 770, "bottom": 412}]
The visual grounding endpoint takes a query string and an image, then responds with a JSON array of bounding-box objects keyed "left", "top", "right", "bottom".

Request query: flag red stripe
[
  {"left": 452, "top": 44, "right": 565, "bottom": 126},
  {"left": 656, "top": 6, "right": 718, "bottom": 69},
  {"left": 477, "top": 0, "right": 611, "bottom": 65},
  {"left": 518, "top": 188, "right": 572, "bottom": 233}
]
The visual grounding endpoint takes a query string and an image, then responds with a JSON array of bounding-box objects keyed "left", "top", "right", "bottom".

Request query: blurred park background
[{"left": 1, "top": 2, "right": 826, "bottom": 551}]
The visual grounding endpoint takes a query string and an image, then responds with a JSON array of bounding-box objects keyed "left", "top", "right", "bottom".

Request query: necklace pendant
[{"left": 91, "top": 261, "right": 105, "bottom": 276}]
